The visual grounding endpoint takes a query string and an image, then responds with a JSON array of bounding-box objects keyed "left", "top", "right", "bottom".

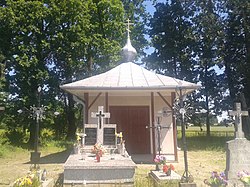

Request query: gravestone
[
  {"left": 64, "top": 106, "right": 136, "bottom": 186},
  {"left": 225, "top": 102, "right": 250, "bottom": 186},
  {"left": 85, "top": 106, "right": 116, "bottom": 147},
  {"left": 84, "top": 106, "right": 117, "bottom": 148}
]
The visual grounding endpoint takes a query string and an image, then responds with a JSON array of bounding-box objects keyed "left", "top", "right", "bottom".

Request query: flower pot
[
  {"left": 158, "top": 164, "right": 163, "bottom": 171},
  {"left": 166, "top": 168, "right": 171, "bottom": 176}
]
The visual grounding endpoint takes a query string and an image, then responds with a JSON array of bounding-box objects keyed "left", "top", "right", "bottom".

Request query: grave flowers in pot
[
  {"left": 92, "top": 143, "right": 106, "bottom": 162},
  {"left": 204, "top": 171, "right": 228, "bottom": 187},
  {"left": 163, "top": 164, "right": 175, "bottom": 176},
  {"left": 154, "top": 155, "right": 167, "bottom": 171},
  {"left": 238, "top": 171, "right": 250, "bottom": 187}
]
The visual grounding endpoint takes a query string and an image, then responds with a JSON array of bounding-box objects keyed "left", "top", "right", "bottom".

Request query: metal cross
[
  {"left": 229, "top": 102, "right": 248, "bottom": 139},
  {"left": 91, "top": 106, "right": 110, "bottom": 129},
  {"left": 125, "top": 19, "right": 133, "bottom": 38}
]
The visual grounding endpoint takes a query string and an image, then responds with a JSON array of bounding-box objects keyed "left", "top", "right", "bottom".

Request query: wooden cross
[
  {"left": 229, "top": 102, "right": 248, "bottom": 139},
  {"left": 91, "top": 106, "right": 110, "bottom": 129}
]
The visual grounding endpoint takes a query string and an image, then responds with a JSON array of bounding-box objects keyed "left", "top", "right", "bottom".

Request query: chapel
[{"left": 60, "top": 24, "right": 199, "bottom": 161}]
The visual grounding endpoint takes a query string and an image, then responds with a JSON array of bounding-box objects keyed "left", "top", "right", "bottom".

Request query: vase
[
  {"left": 158, "top": 164, "right": 163, "bottom": 171},
  {"left": 166, "top": 168, "right": 171, "bottom": 176},
  {"left": 96, "top": 154, "right": 100, "bottom": 162}
]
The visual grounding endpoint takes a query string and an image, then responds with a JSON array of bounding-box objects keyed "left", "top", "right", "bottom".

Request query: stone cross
[
  {"left": 91, "top": 106, "right": 110, "bottom": 129},
  {"left": 229, "top": 102, "right": 248, "bottom": 139}
]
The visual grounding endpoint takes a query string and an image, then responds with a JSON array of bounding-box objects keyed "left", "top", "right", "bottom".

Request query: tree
[
  {"left": 2, "top": 0, "right": 51, "bottom": 147},
  {"left": 0, "top": 0, "right": 149, "bottom": 144},
  {"left": 222, "top": 0, "right": 250, "bottom": 136},
  {"left": 47, "top": 0, "right": 126, "bottom": 139},
  {"left": 145, "top": 0, "right": 195, "bottom": 81},
  {"left": 188, "top": 0, "right": 224, "bottom": 136}
]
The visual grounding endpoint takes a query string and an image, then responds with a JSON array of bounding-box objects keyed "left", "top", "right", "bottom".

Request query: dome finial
[{"left": 121, "top": 19, "right": 137, "bottom": 62}]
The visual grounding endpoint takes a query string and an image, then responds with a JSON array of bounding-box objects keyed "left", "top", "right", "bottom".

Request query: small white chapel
[{"left": 60, "top": 26, "right": 199, "bottom": 161}]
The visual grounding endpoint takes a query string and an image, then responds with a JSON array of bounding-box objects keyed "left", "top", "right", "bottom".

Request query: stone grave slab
[
  {"left": 225, "top": 138, "right": 250, "bottom": 186},
  {"left": 225, "top": 102, "right": 250, "bottom": 186},
  {"left": 63, "top": 153, "right": 136, "bottom": 185},
  {"left": 149, "top": 170, "right": 181, "bottom": 186},
  {"left": 149, "top": 170, "right": 181, "bottom": 182}
]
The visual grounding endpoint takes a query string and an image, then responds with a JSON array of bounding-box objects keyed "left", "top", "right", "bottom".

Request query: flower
[
  {"left": 204, "top": 171, "right": 228, "bottom": 187},
  {"left": 238, "top": 171, "right": 250, "bottom": 185},
  {"left": 154, "top": 155, "right": 167, "bottom": 165},
  {"left": 13, "top": 170, "right": 40, "bottom": 187},
  {"left": 163, "top": 164, "right": 175, "bottom": 173},
  {"left": 92, "top": 143, "right": 106, "bottom": 155}
]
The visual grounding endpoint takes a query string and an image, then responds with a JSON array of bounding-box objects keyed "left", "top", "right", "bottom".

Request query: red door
[{"left": 109, "top": 106, "right": 150, "bottom": 154}]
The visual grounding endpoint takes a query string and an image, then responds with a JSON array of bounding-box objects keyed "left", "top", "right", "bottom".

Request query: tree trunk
[
  {"left": 66, "top": 94, "right": 76, "bottom": 140},
  {"left": 239, "top": 93, "right": 250, "bottom": 137},
  {"left": 204, "top": 64, "right": 210, "bottom": 136}
]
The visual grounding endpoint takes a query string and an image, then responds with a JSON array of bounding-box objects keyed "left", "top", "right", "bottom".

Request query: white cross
[
  {"left": 229, "top": 102, "right": 248, "bottom": 139},
  {"left": 91, "top": 106, "right": 110, "bottom": 129}
]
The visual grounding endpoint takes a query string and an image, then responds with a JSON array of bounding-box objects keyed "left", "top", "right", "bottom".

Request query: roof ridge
[{"left": 141, "top": 65, "right": 149, "bottom": 87}]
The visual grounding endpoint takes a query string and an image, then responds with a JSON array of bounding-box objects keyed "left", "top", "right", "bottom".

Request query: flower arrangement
[
  {"left": 163, "top": 164, "right": 175, "bottom": 173},
  {"left": 115, "top": 132, "right": 123, "bottom": 144},
  {"left": 163, "top": 164, "right": 175, "bottom": 176},
  {"left": 154, "top": 155, "right": 167, "bottom": 165},
  {"left": 92, "top": 143, "right": 106, "bottom": 156},
  {"left": 13, "top": 171, "right": 40, "bottom": 187},
  {"left": 238, "top": 171, "right": 250, "bottom": 185},
  {"left": 204, "top": 171, "right": 228, "bottom": 187}
]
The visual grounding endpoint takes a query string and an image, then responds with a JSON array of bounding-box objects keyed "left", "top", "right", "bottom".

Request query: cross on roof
[
  {"left": 125, "top": 19, "right": 133, "bottom": 38},
  {"left": 229, "top": 102, "right": 248, "bottom": 139},
  {"left": 91, "top": 106, "right": 110, "bottom": 129}
]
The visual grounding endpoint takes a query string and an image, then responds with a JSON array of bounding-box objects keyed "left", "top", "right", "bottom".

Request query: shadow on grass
[
  {"left": 178, "top": 135, "right": 234, "bottom": 151},
  {"left": 54, "top": 173, "right": 64, "bottom": 187},
  {"left": 25, "top": 149, "right": 72, "bottom": 164}
]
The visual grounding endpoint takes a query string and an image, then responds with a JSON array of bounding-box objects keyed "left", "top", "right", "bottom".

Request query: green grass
[{"left": 0, "top": 127, "right": 235, "bottom": 186}]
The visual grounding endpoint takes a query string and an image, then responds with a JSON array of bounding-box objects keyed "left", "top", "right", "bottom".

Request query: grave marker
[
  {"left": 91, "top": 106, "right": 110, "bottom": 129},
  {"left": 85, "top": 106, "right": 116, "bottom": 147},
  {"left": 228, "top": 102, "right": 248, "bottom": 139},
  {"left": 225, "top": 102, "right": 250, "bottom": 186}
]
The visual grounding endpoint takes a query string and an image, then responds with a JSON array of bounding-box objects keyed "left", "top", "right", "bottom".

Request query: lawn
[{"left": 0, "top": 126, "right": 234, "bottom": 187}]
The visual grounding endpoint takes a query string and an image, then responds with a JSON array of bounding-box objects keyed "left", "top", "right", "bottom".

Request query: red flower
[
  {"left": 163, "top": 165, "right": 169, "bottom": 173},
  {"left": 170, "top": 164, "right": 175, "bottom": 171}
]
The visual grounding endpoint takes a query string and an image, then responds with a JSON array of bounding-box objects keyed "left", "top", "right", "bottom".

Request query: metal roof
[{"left": 60, "top": 62, "right": 200, "bottom": 96}]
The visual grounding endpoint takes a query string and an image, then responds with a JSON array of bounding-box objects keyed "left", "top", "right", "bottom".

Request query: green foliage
[
  {"left": 146, "top": 0, "right": 195, "bottom": 81},
  {"left": 0, "top": 0, "right": 134, "bottom": 142},
  {"left": 5, "top": 128, "right": 29, "bottom": 146}
]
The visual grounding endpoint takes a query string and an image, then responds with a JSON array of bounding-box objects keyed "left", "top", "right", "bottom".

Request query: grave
[
  {"left": 149, "top": 170, "right": 181, "bottom": 186},
  {"left": 225, "top": 102, "right": 250, "bottom": 186},
  {"left": 63, "top": 106, "right": 136, "bottom": 186}
]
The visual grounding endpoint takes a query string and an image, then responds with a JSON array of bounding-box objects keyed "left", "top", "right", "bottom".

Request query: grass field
[{"left": 0, "top": 126, "right": 235, "bottom": 186}]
